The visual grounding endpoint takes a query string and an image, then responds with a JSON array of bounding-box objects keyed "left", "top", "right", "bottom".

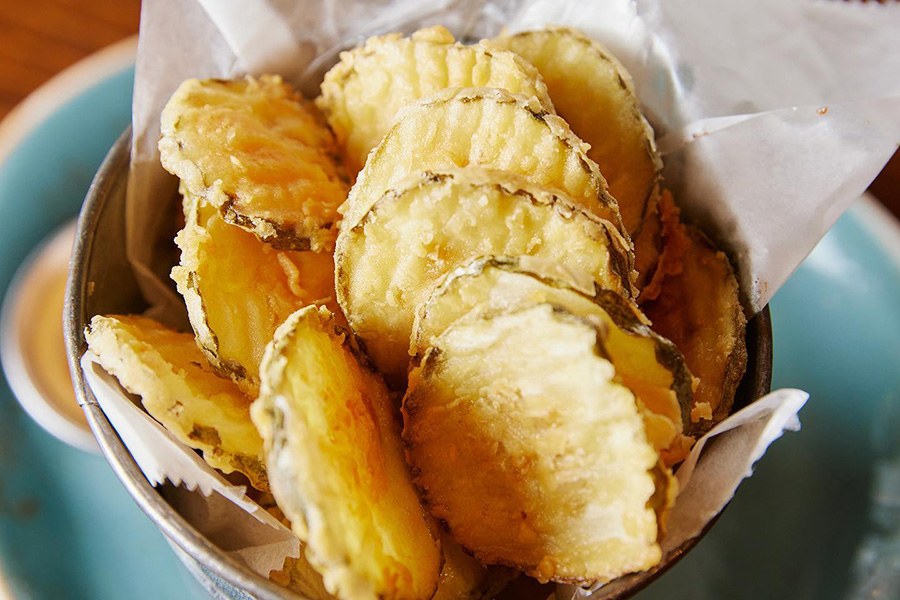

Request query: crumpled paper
[
  {"left": 505, "top": 0, "right": 900, "bottom": 312},
  {"left": 83, "top": 0, "right": 900, "bottom": 595}
]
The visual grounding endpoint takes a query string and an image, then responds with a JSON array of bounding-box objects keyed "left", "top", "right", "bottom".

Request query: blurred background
[{"left": 0, "top": 1, "right": 139, "bottom": 117}]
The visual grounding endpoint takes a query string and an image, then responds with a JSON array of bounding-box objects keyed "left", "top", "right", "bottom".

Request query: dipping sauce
[
  {"left": 1, "top": 220, "right": 96, "bottom": 451},
  {"left": 21, "top": 262, "right": 84, "bottom": 426}
]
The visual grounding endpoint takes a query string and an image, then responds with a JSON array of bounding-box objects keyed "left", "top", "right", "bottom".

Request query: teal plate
[{"left": 1, "top": 49, "right": 899, "bottom": 600}]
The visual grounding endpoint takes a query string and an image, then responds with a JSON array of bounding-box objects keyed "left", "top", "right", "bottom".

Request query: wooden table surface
[{"left": 0, "top": 0, "right": 897, "bottom": 218}]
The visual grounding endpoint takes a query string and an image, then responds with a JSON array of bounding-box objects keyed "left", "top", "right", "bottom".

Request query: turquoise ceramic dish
[{"left": 2, "top": 48, "right": 898, "bottom": 599}]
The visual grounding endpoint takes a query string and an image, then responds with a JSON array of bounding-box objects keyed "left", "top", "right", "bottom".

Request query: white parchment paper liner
[
  {"left": 83, "top": 0, "right": 900, "bottom": 594},
  {"left": 81, "top": 353, "right": 302, "bottom": 577}
]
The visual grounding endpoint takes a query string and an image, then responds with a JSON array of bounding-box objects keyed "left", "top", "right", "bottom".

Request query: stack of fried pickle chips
[{"left": 85, "top": 25, "right": 746, "bottom": 600}]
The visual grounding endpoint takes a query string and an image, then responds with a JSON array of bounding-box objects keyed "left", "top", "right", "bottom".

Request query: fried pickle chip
[
  {"left": 85, "top": 314, "right": 267, "bottom": 491},
  {"left": 251, "top": 306, "right": 441, "bottom": 600},
  {"left": 403, "top": 303, "right": 668, "bottom": 583},
  {"left": 493, "top": 27, "right": 661, "bottom": 238},
  {"left": 341, "top": 87, "right": 625, "bottom": 237},
  {"left": 335, "top": 167, "right": 634, "bottom": 384},
  {"left": 159, "top": 76, "right": 348, "bottom": 252},
  {"left": 412, "top": 255, "right": 693, "bottom": 464},
  {"left": 640, "top": 192, "right": 748, "bottom": 430},
  {"left": 172, "top": 192, "right": 340, "bottom": 395},
  {"left": 317, "top": 26, "right": 554, "bottom": 176}
]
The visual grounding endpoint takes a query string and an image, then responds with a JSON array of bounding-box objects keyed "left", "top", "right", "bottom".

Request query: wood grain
[
  {"left": 0, "top": 0, "right": 140, "bottom": 117},
  {"left": 0, "top": 0, "right": 896, "bottom": 218}
]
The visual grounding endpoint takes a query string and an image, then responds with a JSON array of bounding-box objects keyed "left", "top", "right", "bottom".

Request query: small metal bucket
[{"left": 64, "top": 129, "right": 772, "bottom": 599}]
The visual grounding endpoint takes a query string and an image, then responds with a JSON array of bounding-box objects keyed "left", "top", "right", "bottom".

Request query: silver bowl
[{"left": 65, "top": 129, "right": 772, "bottom": 599}]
